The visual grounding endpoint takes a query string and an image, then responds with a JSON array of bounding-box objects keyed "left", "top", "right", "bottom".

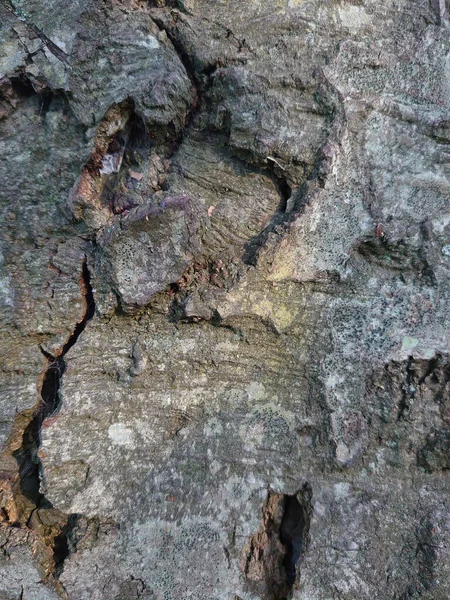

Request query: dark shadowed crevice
[
  {"left": 430, "top": 0, "right": 446, "bottom": 25},
  {"left": 12, "top": 258, "right": 95, "bottom": 575},
  {"left": 416, "top": 518, "right": 437, "bottom": 592},
  {"left": 149, "top": 10, "right": 208, "bottom": 93},
  {"left": 15, "top": 356, "right": 66, "bottom": 505},
  {"left": 1, "top": 1, "right": 69, "bottom": 67},
  {"left": 52, "top": 512, "right": 81, "bottom": 577},
  {"left": 400, "top": 517, "right": 439, "bottom": 599},
  {"left": 26, "top": 23, "right": 70, "bottom": 63},
  {"left": 280, "top": 492, "right": 309, "bottom": 588},
  {"left": 147, "top": 0, "right": 180, "bottom": 9},
  {"left": 59, "top": 259, "right": 95, "bottom": 356},
  {"left": 151, "top": 17, "right": 198, "bottom": 89},
  {"left": 38, "top": 89, "right": 55, "bottom": 117},
  {"left": 16, "top": 258, "right": 95, "bottom": 498},
  {"left": 243, "top": 485, "right": 313, "bottom": 599},
  {"left": 241, "top": 70, "right": 345, "bottom": 267},
  {"left": 242, "top": 179, "right": 305, "bottom": 267},
  {"left": 397, "top": 356, "right": 415, "bottom": 422},
  {"left": 8, "top": 75, "right": 35, "bottom": 99},
  {"left": 0, "top": 72, "right": 57, "bottom": 121},
  {"left": 276, "top": 176, "right": 292, "bottom": 214},
  {"left": 242, "top": 212, "right": 284, "bottom": 267},
  {"left": 146, "top": 14, "right": 214, "bottom": 174}
]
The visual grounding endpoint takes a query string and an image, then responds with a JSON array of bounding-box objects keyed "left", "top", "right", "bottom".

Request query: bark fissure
[
  {"left": 11, "top": 258, "right": 95, "bottom": 580},
  {"left": 243, "top": 486, "right": 313, "bottom": 599},
  {"left": 16, "top": 259, "right": 94, "bottom": 503},
  {"left": 397, "top": 356, "right": 415, "bottom": 422}
]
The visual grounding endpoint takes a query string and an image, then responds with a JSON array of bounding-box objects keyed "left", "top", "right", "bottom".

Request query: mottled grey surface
[{"left": 0, "top": 0, "right": 449, "bottom": 599}]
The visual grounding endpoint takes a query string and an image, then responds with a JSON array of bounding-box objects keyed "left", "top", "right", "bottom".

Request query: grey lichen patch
[
  {"left": 240, "top": 404, "right": 295, "bottom": 456},
  {"left": 331, "top": 411, "right": 369, "bottom": 468}
]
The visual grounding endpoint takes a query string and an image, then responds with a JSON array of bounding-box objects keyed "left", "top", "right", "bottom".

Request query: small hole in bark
[
  {"left": 53, "top": 513, "right": 80, "bottom": 577},
  {"left": 276, "top": 177, "right": 291, "bottom": 213},
  {"left": 280, "top": 494, "right": 307, "bottom": 588},
  {"left": 39, "top": 90, "right": 55, "bottom": 116},
  {"left": 243, "top": 485, "right": 312, "bottom": 599},
  {"left": 9, "top": 76, "right": 35, "bottom": 99}
]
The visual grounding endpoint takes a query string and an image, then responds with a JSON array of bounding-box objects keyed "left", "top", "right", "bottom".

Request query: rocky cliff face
[{"left": 0, "top": 1, "right": 449, "bottom": 599}]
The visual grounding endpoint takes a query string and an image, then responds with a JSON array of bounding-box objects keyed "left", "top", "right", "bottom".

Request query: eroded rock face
[{"left": 0, "top": 0, "right": 449, "bottom": 599}]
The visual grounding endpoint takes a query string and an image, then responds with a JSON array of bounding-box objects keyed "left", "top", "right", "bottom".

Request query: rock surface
[{"left": 0, "top": 0, "right": 449, "bottom": 599}]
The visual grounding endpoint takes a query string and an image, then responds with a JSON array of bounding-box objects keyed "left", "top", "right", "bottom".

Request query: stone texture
[{"left": 0, "top": 0, "right": 449, "bottom": 599}]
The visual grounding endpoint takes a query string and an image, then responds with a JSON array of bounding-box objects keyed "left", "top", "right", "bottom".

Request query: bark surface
[{"left": 0, "top": 1, "right": 449, "bottom": 599}]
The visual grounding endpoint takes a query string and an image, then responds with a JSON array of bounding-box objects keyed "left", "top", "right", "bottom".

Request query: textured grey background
[{"left": 0, "top": 1, "right": 449, "bottom": 598}]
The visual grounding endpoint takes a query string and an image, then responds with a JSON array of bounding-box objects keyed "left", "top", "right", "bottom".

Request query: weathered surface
[{"left": 0, "top": 0, "right": 449, "bottom": 598}]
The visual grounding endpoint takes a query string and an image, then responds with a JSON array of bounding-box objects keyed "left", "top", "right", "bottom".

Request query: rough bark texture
[{"left": 0, "top": 1, "right": 449, "bottom": 599}]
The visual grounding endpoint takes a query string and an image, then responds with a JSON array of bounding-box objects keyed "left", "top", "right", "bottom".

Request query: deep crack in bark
[
  {"left": 12, "top": 257, "right": 95, "bottom": 579},
  {"left": 397, "top": 356, "right": 416, "bottom": 422},
  {"left": 243, "top": 486, "right": 313, "bottom": 599},
  {"left": 242, "top": 72, "right": 346, "bottom": 267}
]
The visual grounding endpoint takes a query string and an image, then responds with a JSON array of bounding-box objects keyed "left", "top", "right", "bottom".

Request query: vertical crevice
[
  {"left": 15, "top": 355, "right": 66, "bottom": 505},
  {"left": 12, "top": 257, "right": 96, "bottom": 576},
  {"left": 397, "top": 356, "right": 415, "bottom": 421},
  {"left": 276, "top": 176, "right": 292, "bottom": 214},
  {"left": 52, "top": 513, "right": 81, "bottom": 577},
  {"left": 416, "top": 518, "right": 437, "bottom": 593},
  {"left": 280, "top": 484, "right": 312, "bottom": 591},
  {"left": 243, "top": 485, "right": 313, "bottom": 599},
  {"left": 149, "top": 13, "right": 200, "bottom": 92},
  {"left": 59, "top": 259, "right": 95, "bottom": 356}
]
